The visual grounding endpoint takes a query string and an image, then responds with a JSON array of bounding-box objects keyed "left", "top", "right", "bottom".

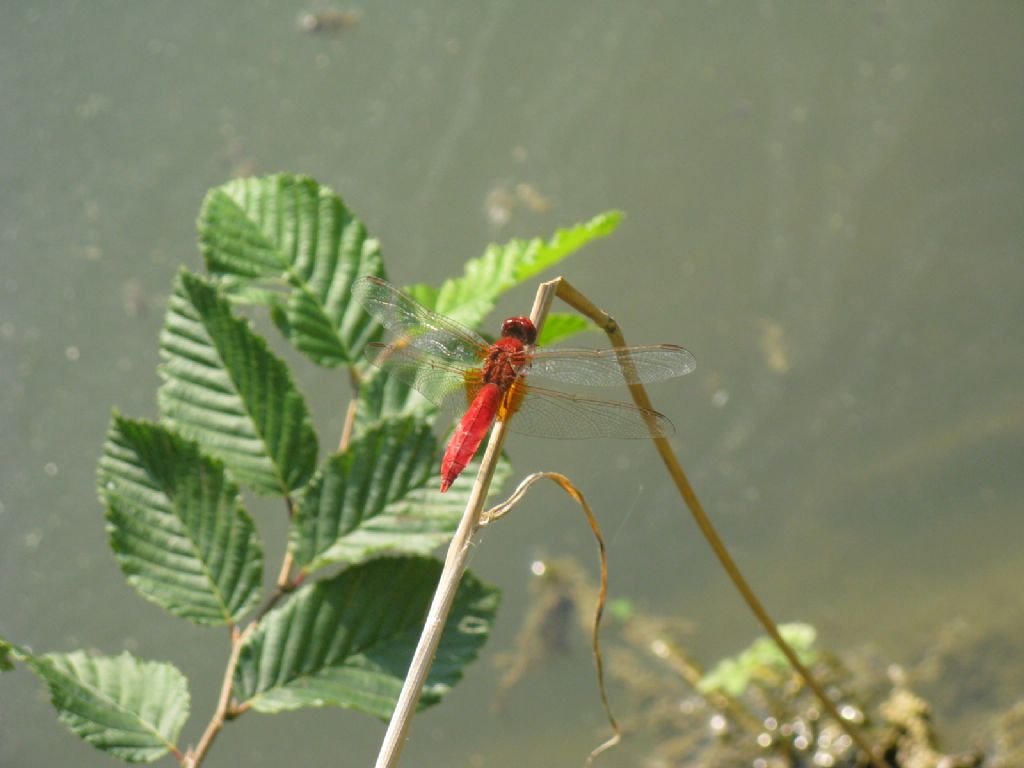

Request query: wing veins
[{"left": 527, "top": 344, "right": 696, "bottom": 386}]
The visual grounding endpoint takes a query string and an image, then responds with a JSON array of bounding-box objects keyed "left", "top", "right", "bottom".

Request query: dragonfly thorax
[{"left": 482, "top": 337, "right": 528, "bottom": 391}]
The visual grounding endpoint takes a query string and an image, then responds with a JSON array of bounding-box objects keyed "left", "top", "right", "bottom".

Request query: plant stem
[
  {"left": 339, "top": 366, "right": 362, "bottom": 452},
  {"left": 251, "top": 549, "right": 298, "bottom": 621},
  {"left": 249, "top": 498, "right": 301, "bottom": 620},
  {"left": 185, "top": 491, "right": 300, "bottom": 766},
  {"left": 338, "top": 399, "right": 358, "bottom": 452},
  {"left": 373, "top": 279, "right": 560, "bottom": 768},
  {"left": 183, "top": 626, "right": 247, "bottom": 768}
]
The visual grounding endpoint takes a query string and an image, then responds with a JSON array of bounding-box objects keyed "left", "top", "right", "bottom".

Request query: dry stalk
[{"left": 372, "top": 279, "right": 561, "bottom": 768}]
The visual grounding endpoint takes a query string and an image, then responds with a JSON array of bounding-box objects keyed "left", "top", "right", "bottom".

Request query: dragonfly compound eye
[{"left": 501, "top": 316, "right": 537, "bottom": 345}]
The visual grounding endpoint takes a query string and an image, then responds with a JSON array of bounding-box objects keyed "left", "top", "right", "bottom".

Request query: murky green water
[{"left": 2, "top": 2, "right": 1022, "bottom": 766}]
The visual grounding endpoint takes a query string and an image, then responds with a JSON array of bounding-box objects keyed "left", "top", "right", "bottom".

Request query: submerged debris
[
  {"left": 496, "top": 555, "right": 1014, "bottom": 767},
  {"left": 760, "top": 318, "right": 791, "bottom": 374},
  {"left": 878, "top": 685, "right": 983, "bottom": 768},
  {"left": 297, "top": 8, "right": 362, "bottom": 35},
  {"left": 483, "top": 181, "right": 553, "bottom": 229},
  {"left": 991, "top": 701, "right": 1024, "bottom": 768},
  {"left": 493, "top": 558, "right": 592, "bottom": 705},
  {"left": 514, "top": 182, "right": 551, "bottom": 214}
]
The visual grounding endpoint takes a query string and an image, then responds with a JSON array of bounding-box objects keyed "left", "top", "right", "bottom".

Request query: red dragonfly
[{"left": 352, "top": 276, "right": 696, "bottom": 492}]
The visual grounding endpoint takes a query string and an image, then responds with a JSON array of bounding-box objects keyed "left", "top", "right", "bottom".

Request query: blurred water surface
[{"left": 2, "top": 2, "right": 1022, "bottom": 766}]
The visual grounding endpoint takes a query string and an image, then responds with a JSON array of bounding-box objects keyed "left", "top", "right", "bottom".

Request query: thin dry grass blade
[{"left": 482, "top": 471, "right": 621, "bottom": 767}]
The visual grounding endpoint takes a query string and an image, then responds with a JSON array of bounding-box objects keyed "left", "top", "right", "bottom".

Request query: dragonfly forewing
[
  {"left": 352, "top": 276, "right": 487, "bottom": 364},
  {"left": 526, "top": 344, "right": 696, "bottom": 387},
  {"left": 364, "top": 342, "right": 482, "bottom": 413}
]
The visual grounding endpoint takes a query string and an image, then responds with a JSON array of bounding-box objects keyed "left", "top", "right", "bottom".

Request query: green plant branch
[
  {"left": 183, "top": 626, "right": 248, "bottom": 768},
  {"left": 552, "top": 277, "right": 885, "bottom": 768},
  {"left": 183, "top": 550, "right": 297, "bottom": 765},
  {"left": 254, "top": 550, "right": 298, "bottom": 616},
  {"left": 59, "top": 179, "right": 593, "bottom": 767},
  {"left": 184, "top": 490, "right": 303, "bottom": 766}
]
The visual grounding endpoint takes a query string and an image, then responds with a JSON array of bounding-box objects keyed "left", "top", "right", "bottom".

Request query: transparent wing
[
  {"left": 500, "top": 382, "right": 675, "bottom": 439},
  {"left": 354, "top": 277, "right": 687, "bottom": 440},
  {"left": 364, "top": 342, "right": 482, "bottom": 411},
  {"left": 352, "top": 276, "right": 488, "bottom": 364},
  {"left": 526, "top": 344, "right": 696, "bottom": 386}
]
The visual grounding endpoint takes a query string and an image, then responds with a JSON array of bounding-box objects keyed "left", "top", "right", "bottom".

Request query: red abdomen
[{"left": 440, "top": 383, "right": 502, "bottom": 492}]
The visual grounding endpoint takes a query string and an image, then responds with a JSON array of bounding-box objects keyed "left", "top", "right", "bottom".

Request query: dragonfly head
[{"left": 500, "top": 316, "right": 537, "bottom": 345}]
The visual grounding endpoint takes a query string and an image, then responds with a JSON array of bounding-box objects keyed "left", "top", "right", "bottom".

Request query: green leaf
[
  {"left": 234, "top": 556, "right": 499, "bottom": 718},
  {"left": 213, "top": 274, "right": 286, "bottom": 307},
  {"left": 535, "top": 313, "right": 594, "bottom": 347},
  {"left": 26, "top": 650, "right": 189, "bottom": 763},
  {"left": 198, "top": 174, "right": 385, "bottom": 366},
  {"left": 402, "top": 282, "right": 439, "bottom": 310},
  {"left": 433, "top": 211, "right": 623, "bottom": 329},
  {"left": 0, "top": 635, "right": 27, "bottom": 671},
  {"left": 158, "top": 269, "right": 318, "bottom": 495},
  {"left": 511, "top": 210, "right": 623, "bottom": 280},
  {"left": 291, "top": 418, "right": 437, "bottom": 574},
  {"left": 98, "top": 415, "right": 263, "bottom": 625},
  {"left": 698, "top": 623, "right": 819, "bottom": 698},
  {"left": 302, "top": 454, "right": 512, "bottom": 569}
]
